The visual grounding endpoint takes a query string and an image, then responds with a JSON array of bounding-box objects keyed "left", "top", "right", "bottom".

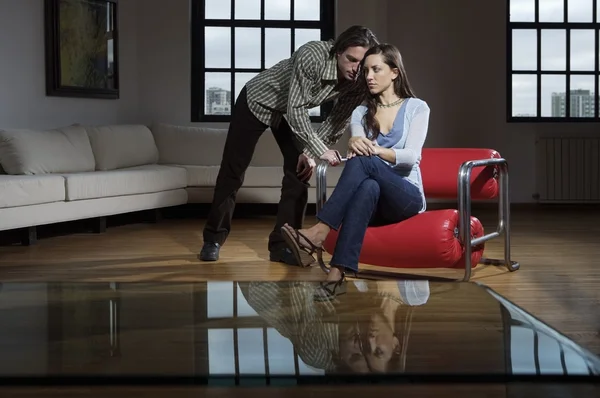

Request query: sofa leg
[
  {"left": 92, "top": 217, "right": 107, "bottom": 234},
  {"left": 149, "top": 209, "right": 162, "bottom": 224},
  {"left": 21, "top": 226, "right": 37, "bottom": 246}
]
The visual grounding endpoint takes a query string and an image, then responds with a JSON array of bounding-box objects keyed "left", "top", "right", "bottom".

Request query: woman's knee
[{"left": 358, "top": 178, "right": 380, "bottom": 197}]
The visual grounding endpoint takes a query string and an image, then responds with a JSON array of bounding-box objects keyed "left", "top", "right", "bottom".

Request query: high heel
[{"left": 313, "top": 269, "right": 347, "bottom": 302}]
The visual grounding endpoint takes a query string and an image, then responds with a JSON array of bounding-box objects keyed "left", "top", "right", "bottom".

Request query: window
[
  {"left": 191, "top": 0, "right": 335, "bottom": 123},
  {"left": 508, "top": 0, "right": 599, "bottom": 121}
]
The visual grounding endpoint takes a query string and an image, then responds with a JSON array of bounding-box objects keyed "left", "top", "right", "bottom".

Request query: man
[{"left": 199, "top": 25, "right": 379, "bottom": 265}]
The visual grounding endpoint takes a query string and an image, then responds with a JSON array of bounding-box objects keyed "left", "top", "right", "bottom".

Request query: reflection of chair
[{"left": 316, "top": 148, "right": 520, "bottom": 281}]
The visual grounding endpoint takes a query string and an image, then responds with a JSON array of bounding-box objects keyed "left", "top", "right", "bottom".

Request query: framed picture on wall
[{"left": 44, "top": 0, "right": 119, "bottom": 99}]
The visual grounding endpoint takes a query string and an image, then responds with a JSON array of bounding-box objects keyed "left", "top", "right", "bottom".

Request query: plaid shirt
[{"left": 245, "top": 40, "right": 368, "bottom": 159}]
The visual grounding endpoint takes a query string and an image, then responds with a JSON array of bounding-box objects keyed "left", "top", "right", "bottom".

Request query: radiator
[{"left": 535, "top": 137, "right": 600, "bottom": 203}]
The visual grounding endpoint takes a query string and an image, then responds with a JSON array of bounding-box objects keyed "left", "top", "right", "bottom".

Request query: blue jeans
[{"left": 317, "top": 155, "right": 424, "bottom": 272}]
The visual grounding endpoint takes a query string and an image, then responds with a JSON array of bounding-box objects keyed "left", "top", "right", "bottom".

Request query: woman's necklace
[{"left": 377, "top": 97, "right": 404, "bottom": 108}]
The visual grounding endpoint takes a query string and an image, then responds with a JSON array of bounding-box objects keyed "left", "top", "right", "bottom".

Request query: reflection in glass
[
  {"left": 510, "top": 0, "right": 535, "bottom": 22},
  {"left": 295, "top": 28, "right": 321, "bottom": 51},
  {"left": 294, "top": 0, "right": 320, "bottom": 20},
  {"left": 205, "top": 73, "right": 232, "bottom": 115},
  {"left": 541, "top": 29, "right": 566, "bottom": 71},
  {"left": 538, "top": 0, "right": 564, "bottom": 22},
  {"left": 512, "top": 29, "right": 537, "bottom": 71},
  {"left": 512, "top": 74, "right": 537, "bottom": 117},
  {"left": 570, "top": 29, "right": 595, "bottom": 71},
  {"left": 204, "top": 0, "right": 230, "bottom": 19},
  {"left": 265, "top": 28, "right": 291, "bottom": 68},
  {"left": 569, "top": 75, "right": 595, "bottom": 118},
  {"left": 235, "top": 0, "right": 260, "bottom": 20},
  {"left": 205, "top": 27, "right": 230, "bottom": 68},
  {"left": 568, "top": 0, "right": 593, "bottom": 22},
  {"left": 235, "top": 28, "right": 261, "bottom": 68},
  {"left": 265, "top": 0, "right": 290, "bottom": 20},
  {"left": 542, "top": 74, "right": 565, "bottom": 117}
]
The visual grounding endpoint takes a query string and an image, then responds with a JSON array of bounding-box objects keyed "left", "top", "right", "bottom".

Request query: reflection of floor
[{"left": 0, "top": 207, "right": 598, "bottom": 359}]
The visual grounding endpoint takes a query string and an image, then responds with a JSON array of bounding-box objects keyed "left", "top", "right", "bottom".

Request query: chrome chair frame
[{"left": 315, "top": 157, "right": 520, "bottom": 281}]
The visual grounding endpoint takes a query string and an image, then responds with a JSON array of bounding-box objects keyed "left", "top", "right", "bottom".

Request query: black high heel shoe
[{"left": 313, "top": 267, "right": 349, "bottom": 302}]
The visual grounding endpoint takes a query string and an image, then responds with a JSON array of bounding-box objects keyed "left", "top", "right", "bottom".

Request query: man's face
[{"left": 337, "top": 46, "right": 369, "bottom": 81}]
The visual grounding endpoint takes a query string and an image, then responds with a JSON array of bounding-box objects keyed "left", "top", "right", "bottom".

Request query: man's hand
[
  {"left": 319, "top": 149, "right": 342, "bottom": 166},
  {"left": 348, "top": 136, "right": 376, "bottom": 156},
  {"left": 297, "top": 153, "right": 316, "bottom": 182}
]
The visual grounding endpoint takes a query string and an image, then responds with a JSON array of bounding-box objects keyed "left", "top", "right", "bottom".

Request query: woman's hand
[{"left": 349, "top": 137, "right": 376, "bottom": 156}]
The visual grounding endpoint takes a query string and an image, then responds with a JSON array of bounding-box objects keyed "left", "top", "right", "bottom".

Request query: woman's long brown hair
[{"left": 361, "top": 44, "right": 416, "bottom": 140}]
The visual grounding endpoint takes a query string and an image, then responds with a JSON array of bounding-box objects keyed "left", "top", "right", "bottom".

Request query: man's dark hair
[{"left": 329, "top": 25, "right": 379, "bottom": 57}]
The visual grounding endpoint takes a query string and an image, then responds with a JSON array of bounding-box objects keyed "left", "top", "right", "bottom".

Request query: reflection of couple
[{"left": 238, "top": 280, "right": 430, "bottom": 373}]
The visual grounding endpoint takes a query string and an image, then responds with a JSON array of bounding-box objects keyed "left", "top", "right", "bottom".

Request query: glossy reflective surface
[{"left": 0, "top": 280, "right": 598, "bottom": 385}]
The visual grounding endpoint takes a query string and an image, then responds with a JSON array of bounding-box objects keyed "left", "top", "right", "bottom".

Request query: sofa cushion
[
  {"left": 179, "top": 165, "right": 344, "bottom": 188},
  {"left": 0, "top": 125, "right": 95, "bottom": 175},
  {"left": 151, "top": 123, "right": 284, "bottom": 167},
  {"left": 86, "top": 124, "right": 159, "bottom": 171},
  {"left": 63, "top": 165, "right": 187, "bottom": 201},
  {"left": 0, "top": 175, "right": 65, "bottom": 208}
]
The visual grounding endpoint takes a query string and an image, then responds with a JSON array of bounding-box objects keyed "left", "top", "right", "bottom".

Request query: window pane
[
  {"left": 205, "top": 27, "right": 231, "bottom": 68},
  {"left": 208, "top": 329, "right": 235, "bottom": 375},
  {"left": 295, "top": 28, "right": 321, "bottom": 51},
  {"left": 235, "top": 0, "right": 260, "bottom": 19},
  {"left": 265, "top": 28, "right": 291, "bottom": 68},
  {"left": 238, "top": 329, "right": 265, "bottom": 375},
  {"left": 205, "top": 73, "right": 232, "bottom": 116},
  {"left": 512, "top": 74, "right": 537, "bottom": 117},
  {"left": 570, "top": 30, "right": 595, "bottom": 71},
  {"left": 309, "top": 106, "right": 320, "bottom": 117},
  {"left": 265, "top": 0, "right": 290, "bottom": 20},
  {"left": 542, "top": 74, "right": 566, "bottom": 117},
  {"left": 568, "top": 0, "right": 593, "bottom": 22},
  {"left": 510, "top": 0, "right": 535, "bottom": 22},
  {"left": 234, "top": 73, "right": 258, "bottom": 105},
  {"left": 541, "top": 29, "right": 566, "bottom": 71},
  {"left": 295, "top": 0, "right": 320, "bottom": 21},
  {"left": 235, "top": 28, "right": 261, "bottom": 68},
  {"left": 205, "top": 0, "right": 230, "bottom": 19},
  {"left": 570, "top": 75, "right": 595, "bottom": 117},
  {"left": 539, "top": 0, "right": 564, "bottom": 22},
  {"left": 512, "top": 29, "right": 537, "bottom": 71}
]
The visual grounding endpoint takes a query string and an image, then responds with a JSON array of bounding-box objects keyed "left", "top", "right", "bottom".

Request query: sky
[
  {"left": 203, "top": 0, "right": 322, "bottom": 102},
  {"left": 510, "top": 0, "right": 598, "bottom": 116}
]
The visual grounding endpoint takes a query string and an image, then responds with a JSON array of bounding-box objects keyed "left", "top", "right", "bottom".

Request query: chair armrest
[{"left": 316, "top": 158, "right": 347, "bottom": 213}]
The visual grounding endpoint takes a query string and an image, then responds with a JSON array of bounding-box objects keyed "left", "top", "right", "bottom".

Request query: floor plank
[{"left": 0, "top": 207, "right": 599, "bottom": 356}]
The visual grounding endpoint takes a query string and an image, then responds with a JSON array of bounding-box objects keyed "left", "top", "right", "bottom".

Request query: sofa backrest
[{"left": 0, "top": 125, "right": 96, "bottom": 175}]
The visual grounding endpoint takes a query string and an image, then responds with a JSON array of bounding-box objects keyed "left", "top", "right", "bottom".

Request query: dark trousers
[
  {"left": 203, "top": 87, "right": 309, "bottom": 251},
  {"left": 317, "top": 156, "right": 424, "bottom": 272}
]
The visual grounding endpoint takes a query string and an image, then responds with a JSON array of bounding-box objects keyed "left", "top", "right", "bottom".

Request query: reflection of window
[
  {"left": 206, "top": 282, "right": 324, "bottom": 384},
  {"left": 489, "top": 290, "right": 598, "bottom": 375},
  {"left": 508, "top": 0, "right": 599, "bottom": 121},
  {"left": 191, "top": 0, "right": 335, "bottom": 122}
]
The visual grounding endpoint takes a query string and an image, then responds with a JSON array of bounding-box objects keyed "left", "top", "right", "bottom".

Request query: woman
[{"left": 281, "top": 43, "right": 430, "bottom": 299}]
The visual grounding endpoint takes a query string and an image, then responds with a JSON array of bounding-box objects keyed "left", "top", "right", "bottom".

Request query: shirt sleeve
[
  {"left": 393, "top": 101, "right": 430, "bottom": 168},
  {"left": 349, "top": 105, "right": 368, "bottom": 138},
  {"left": 283, "top": 47, "right": 330, "bottom": 159},
  {"left": 316, "top": 87, "right": 367, "bottom": 148}
]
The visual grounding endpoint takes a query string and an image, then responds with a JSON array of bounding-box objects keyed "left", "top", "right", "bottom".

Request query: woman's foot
[
  {"left": 326, "top": 266, "right": 344, "bottom": 282},
  {"left": 280, "top": 222, "right": 330, "bottom": 268},
  {"left": 314, "top": 265, "right": 347, "bottom": 302},
  {"left": 282, "top": 222, "right": 330, "bottom": 249}
]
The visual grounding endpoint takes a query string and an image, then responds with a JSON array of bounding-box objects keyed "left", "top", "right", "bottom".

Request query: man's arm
[
  {"left": 283, "top": 47, "right": 330, "bottom": 159},
  {"left": 317, "top": 88, "right": 367, "bottom": 148}
]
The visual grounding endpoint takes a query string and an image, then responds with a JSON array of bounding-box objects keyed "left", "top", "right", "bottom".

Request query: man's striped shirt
[{"left": 245, "top": 40, "right": 368, "bottom": 159}]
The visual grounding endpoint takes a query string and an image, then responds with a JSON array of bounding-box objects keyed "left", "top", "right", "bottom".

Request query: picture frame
[{"left": 44, "top": 0, "right": 119, "bottom": 99}]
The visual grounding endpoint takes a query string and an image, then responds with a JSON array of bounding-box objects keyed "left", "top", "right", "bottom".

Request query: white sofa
[{"left": 0, "top": 122, "right": 346, "bottom": 243}]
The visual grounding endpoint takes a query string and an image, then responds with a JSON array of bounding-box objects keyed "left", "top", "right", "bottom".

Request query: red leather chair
[{"left": 315, "top": 148, "right": 520, "bottom": 281}]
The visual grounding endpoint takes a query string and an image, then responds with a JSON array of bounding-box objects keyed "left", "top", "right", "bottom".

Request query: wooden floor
[{"left": 0, "top": 206, "right": 599, "bottom": 357}]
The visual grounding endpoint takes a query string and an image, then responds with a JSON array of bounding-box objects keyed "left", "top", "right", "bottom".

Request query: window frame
[
  {"left": 191, "top": 0, "right": 336, "bottom": 123},
  {"left": 507, "top": 0, "right": 600, "bottom": 122}
]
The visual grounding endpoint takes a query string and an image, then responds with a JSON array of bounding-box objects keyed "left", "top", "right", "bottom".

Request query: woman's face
[{"left": 363, "top": 53, "right": 399, "bottom": 95}]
